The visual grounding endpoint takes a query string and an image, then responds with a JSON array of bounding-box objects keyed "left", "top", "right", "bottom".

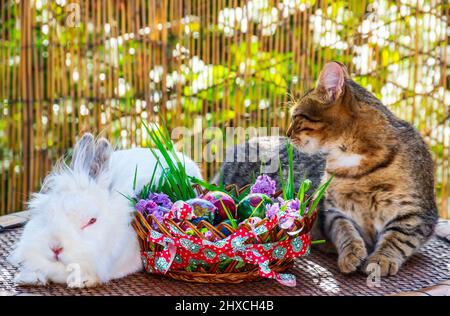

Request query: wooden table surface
[{"left": 1, "top": 212, "right": 450, "bottom": 296}]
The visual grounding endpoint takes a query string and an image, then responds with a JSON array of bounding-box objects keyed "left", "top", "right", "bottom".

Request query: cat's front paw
[
  {"left": 337, "top": 241, "right": 368, "bottom": 274},
  {"left": 14, "top": 270, "right": 48, "bottom": 286},
  {"left": 363, "top": 254, "right": 401, "bottom": 276}
]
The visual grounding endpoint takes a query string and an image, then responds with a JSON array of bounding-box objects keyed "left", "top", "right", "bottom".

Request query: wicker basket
[{"left": 132, "top": 184, "right": 317, "bottom": 284}]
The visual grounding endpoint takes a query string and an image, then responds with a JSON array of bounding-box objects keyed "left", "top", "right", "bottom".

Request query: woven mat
[{"left": 2, "top": 228, "right": 450, "bottom": 296}]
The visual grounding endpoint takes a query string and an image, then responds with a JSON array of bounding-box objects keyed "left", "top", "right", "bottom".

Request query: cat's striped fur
[{"left": 216, "top": 62, "right": 438, "bottom": 276}]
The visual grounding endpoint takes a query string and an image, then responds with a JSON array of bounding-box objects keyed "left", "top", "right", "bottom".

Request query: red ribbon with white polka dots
[{"left": 142, "top": 215, "right": 312, "bottom": 287}]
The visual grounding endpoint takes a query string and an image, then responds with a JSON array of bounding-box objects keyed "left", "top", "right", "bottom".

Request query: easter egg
[
  {"left": 203, "top": 191, "right": 237, "bottom": 220},
  {"left": 168, "top": 200, "right": 195, "bottom": 221},
  {"left": 186, "top": 198, "right": 217, "bottom": 224},
  {"left": 185, "top": 228, "right": 195, "bottom": 236},
  {"left": 237, "top": 193, "right": 272, "bottom": 221}
]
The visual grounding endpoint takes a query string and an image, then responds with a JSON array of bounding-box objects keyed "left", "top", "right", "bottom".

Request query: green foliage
[
  {"left": 279, "top": 140, "right": 296, "bottom": 200},
  {"left": 141, "top": 120, "right": 197, "bottom": 201},
  {"left": 308, "top": 175, "right": 334, "bottom": 217},
  {"left": 277, "top": 140, "right": 333, "bottom": 217}
]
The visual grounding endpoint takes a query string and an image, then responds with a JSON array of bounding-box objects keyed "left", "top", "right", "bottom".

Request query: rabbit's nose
[
  {"left": 51, "top": 246, "right": 63, "bottom": 255},
  {"left": 51, "top": 246, "right": 64, "bottom": 260}
]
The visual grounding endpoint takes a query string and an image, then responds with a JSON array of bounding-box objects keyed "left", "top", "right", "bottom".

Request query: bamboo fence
[{"left": 0, "top": 0, "right": 449, "bottom": 217}]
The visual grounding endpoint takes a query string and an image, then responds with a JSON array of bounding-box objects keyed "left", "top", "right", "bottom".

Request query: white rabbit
[{"left": 9, "top": 133, "right": 202, "bottom": 288}]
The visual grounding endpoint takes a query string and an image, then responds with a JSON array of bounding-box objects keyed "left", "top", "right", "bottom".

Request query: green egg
[{"left": 237, "top": 193, "right": 273, "bottom": 221}]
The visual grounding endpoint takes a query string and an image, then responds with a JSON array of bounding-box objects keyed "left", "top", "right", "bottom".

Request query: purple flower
[
  {"left": 148, "top": 192, "right": 173, "bottom": 209},
  {"left": 149, "top": 209, "right": 164, "bottom": 229},
  {"left": 277, "top": 199, "right": 302, "bottom": 230},
  {"left": 250, "top": 175, "right": 276, "bottom": 196},
  {"left": 145, "top": 200, "right": 159, "bottom": 213},
  {"left": 135, "top": 199, "right": 148, "bottom": 214},
  {"left": 265, "top": 203, "right": 280, "bottom": 219},
  {"left": 148, "top": 207, "right": 169, "bottom": 230},
  {"left": 279, "top": 216, "right": 296, "bottom": 230},
  {"left": 287, "top": 199, "right": 300, "bottom": 212},
  {"left": 153, "top": 209, "right": 165, "bottom": 221},
  {"left": 135, "top": 199, "right": 160, "bottom": 217}
]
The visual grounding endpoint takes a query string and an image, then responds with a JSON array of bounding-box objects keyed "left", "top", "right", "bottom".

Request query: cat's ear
[{"left": 316, "top": 62, "right": 347, "bottom": 102}]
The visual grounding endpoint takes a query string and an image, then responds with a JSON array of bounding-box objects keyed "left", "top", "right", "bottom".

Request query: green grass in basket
[
  {"left": 278, "top": 139, "right": 299, "bottom": 200},
  {"left": 219, "top": 199, "right": 238, "bottom": 229},
  {"left": 278, "top": 140, "right": 334, "bottom": 217},
  {"left": 141, "top": 119, "right": 197, "bottom": 201}
]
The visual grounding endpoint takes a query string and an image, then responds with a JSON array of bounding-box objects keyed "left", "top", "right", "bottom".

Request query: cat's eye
[
  {"left": 81, "top": 218, "right": 97, "bottom": 230},
  {"left": 298, "top": 114, "right": 321, "bottom": 123}
]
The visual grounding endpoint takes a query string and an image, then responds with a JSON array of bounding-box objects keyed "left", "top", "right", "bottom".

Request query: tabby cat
[{"left": 216, "top": 62, "right": 438, "bottom": 276}]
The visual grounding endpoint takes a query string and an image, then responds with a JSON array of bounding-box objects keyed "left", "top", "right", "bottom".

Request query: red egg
[{"left": 202, "top": 191, "right": 237, "bottom": 220}]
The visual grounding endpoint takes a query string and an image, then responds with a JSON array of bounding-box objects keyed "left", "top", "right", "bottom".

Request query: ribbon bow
[{"left": 141, "top": 214, "right": 311, "bottom": 287}]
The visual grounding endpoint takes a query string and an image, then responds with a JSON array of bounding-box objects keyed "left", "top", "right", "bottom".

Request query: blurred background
[{"left": 0, "top": 0, "right": 448, "bottom": 217}]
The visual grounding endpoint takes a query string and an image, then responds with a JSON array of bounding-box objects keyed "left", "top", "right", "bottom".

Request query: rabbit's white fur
[{"left": 8, "top": 134, "right": 202, "bottom": 288}]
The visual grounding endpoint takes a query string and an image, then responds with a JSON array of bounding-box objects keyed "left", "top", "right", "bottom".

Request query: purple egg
[{"left": 203, "top": 191, "right": 237, "bottom": 220}]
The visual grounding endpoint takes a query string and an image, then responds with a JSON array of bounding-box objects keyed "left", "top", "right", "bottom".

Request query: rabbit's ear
[
  {"left": 71, "top": 133, "right": 96, "bottom": 174},
  {"left": 89, "top": 137, "right": 113, "bottom": 178}
]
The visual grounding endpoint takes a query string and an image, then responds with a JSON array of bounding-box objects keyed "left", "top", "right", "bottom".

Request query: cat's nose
[{"left": 287, "top": 124, "right": 293, "bottom": 137}]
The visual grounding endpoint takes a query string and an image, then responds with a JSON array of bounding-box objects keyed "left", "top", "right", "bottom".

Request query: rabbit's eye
[{"left": 81, "top": 218, "right": 97, "bottom": 230}]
